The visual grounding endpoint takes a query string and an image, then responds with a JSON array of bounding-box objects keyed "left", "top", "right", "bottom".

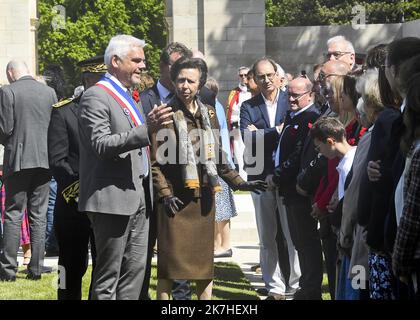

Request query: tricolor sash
[
  {"left": 95, "top": 76, "right": 145, "bottom": 126},
  {"left": 95, "top": 75, "right": 150, "bottom": 177}
]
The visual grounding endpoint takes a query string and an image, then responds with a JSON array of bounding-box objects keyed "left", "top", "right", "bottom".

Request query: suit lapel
[
  {"left": 257, "top": 94, "right": 271, "bottom": 127},
  {"left": 275, "top": 90, "right": 288, "bottom": 125},
  {"left": 69, "top": 101, "right": 79, "bottom": 118},
  {"left": 137, "top": 100, "right": 147, "bottom": 122},
  {"left": 151, "top": 84, "right": 160, "bottom": 105},
  {"left": 108, "top": 96, "right": 136, "bottom": 128}
]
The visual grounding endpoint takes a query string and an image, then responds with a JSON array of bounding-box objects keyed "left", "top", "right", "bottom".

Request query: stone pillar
[
  {"left": 165, "top": 0, "right": 265, "bottom": 104},
  {"left": 0, "top": 0, "right": 38, "bottom": 85},
  {"left": 166, "top": 0, "right": 199, "bottom": 50},
  {"left": 202, "top": 0, "right": 265, "bottom": 103}
]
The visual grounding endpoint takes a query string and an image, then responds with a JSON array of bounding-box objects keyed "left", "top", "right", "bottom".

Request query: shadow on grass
[{"left": 149, "top": 262, "right": 259, "bottom": 300}]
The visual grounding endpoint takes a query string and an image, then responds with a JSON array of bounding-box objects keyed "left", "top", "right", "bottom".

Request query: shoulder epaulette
[{"left": 53, "top": 97, "right": 74, "bottom": 108}]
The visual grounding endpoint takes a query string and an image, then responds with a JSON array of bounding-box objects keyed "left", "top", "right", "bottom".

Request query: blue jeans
[
  {"left": 336, "top": 255, "right": 359, "bottom": 300},
  {"left": 45, "top": 177, "right": 58, "bottom": 253}
]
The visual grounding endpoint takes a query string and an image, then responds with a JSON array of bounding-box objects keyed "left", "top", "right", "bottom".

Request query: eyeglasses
[
  {"left": 255, "top": 72, "right": 276, "bottom": 82},
  {"left": 288, "top": 90, "right": 310, "bottom": 100},
  {"left": 324, "top": 51, "right": 352, "bottom": 59},
  {"left": 239, "top": 73, "right": 248, "bottom": 78}
]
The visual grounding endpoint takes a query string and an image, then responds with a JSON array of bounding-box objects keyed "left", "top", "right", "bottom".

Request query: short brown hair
[{"left": 310, "top": 117, "right": 346, "bottom": 143}]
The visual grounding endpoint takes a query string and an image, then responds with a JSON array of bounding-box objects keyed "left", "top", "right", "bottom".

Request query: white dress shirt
[
  {"left": 262, "top": 89, "right": 280, "bottom": 128},
  {"left": 336, "top": 146, "right": 357, "bottom": 200}
]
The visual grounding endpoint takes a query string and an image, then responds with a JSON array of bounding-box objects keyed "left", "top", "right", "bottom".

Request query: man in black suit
[
  {"left": 47, "top": 56, "right": 106, "bottom": 299},
  {"left": 270, "top": 76, "right": 323, "bottom": 300},
  {"left": 139, "top": 42, "right": 215, "bottom": 300},
  {"left": 0, "top": 60, "right": 57, "bottom": 281}
]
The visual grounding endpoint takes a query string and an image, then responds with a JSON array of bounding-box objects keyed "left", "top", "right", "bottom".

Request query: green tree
[
  {"left": 38, "top": 0, "right": 167, "bottom": 94},
  {"left": 266, "top": 0, "right": 420, "bottom": 27}
]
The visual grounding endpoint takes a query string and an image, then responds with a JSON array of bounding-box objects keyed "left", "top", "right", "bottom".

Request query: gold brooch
[{"left": 208, "top": 110, "right": 215, "bottom": 118}]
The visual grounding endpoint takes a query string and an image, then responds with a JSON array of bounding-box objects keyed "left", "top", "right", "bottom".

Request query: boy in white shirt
[
  {"left": 310, "top": 117, "right": 357, "bottom": 201},
  {"left": 310, "top": 117, "right": 360, "bottom": 299}
]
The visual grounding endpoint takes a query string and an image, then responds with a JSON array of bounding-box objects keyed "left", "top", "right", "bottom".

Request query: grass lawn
[
  {"left": 233, "top": 190, "right": 251, "bottom": 195},
  {"left": 0, "top": 262, "right": 332, "bottom": 300},
  {"left": 0, "top": 262, "right": 259, "bottom": 300}
]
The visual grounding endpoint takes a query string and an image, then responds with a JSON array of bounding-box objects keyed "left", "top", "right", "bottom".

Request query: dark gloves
[
  {"left": 163, "top": 196, "right": 184, "bottom": 217},
  {"left": 238, "top": 180, "right": 267, "bottom": 194}
]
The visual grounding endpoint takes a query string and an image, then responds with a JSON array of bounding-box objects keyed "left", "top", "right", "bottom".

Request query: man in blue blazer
[{"left": 240, "top": 57, "right": 291, "bottom": 300}]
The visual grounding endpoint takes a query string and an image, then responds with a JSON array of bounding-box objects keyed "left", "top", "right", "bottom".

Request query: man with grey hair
[
  {"left": 274, "top": 63, "right": 287, "bottom": 91},
  {"left": 326, "top": 35, "right": 356, "bottom": 70},
  {"left": 0, "top": 59, "right": 57, "bottom": 281},
  {"left": 78, "top": 34, "right": 172, "bottom": 299}
]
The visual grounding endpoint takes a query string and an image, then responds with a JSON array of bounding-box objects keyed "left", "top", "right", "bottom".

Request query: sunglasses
[
  {"left": 288, "top": 91, "right": 310, "bottom": 100},
  {"left": 239, "top": 73, "right": 248, "bottom": 78}
]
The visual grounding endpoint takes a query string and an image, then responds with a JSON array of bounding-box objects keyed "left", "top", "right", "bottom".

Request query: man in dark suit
[
  {"left": 270, "top": 76, "right": 323, "bottom": 300},
  {"left": 139, "top": 43, "right": 215, "bottom": 300},
  {"left": 78, "top": 35, "right": 172, "bottom": 300},
  {"left": 48, "top": 56, "right": 107, "bottom": 299},
  {"left": 0, "top": 60, "right": 57, "bottom": 281},
  {"left": 240, "top": 57, "right": 290, "bottom": 300}
]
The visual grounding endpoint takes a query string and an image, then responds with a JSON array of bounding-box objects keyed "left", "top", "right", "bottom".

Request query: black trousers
[
  {"left": 285, "top": 197, "right": 323, "bottom": 299},
  {"left": 54, "top": 191, "right": 96, "bottom": 300},
  {"left": 319, "top": 218, "right": 338, "bottom": 299}
]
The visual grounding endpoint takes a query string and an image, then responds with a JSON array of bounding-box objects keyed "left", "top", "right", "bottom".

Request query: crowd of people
[{"left": 0, "top": 33, "right": 419, "bottom": 301}]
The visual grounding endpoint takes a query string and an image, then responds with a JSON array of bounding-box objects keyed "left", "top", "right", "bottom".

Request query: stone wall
[
  {"left": 166, "top": 0, "right": 419, "bottom": 105},
  {"left": 266, "top": 23, "right": 403, "bottom": 79},
  {"left": 166, "top": 0, "right": 266, "bottom": 105},
  {"left": 0, "top": 0, "right": 38, "bottom": 86},
  {"left": 266, "top": 19, "right": 420, "bottom": 79},
  {"left": 402, "top": 19, "right": 420, "bottom": 38}
]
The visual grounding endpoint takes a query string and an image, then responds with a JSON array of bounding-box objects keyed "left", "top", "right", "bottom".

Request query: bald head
[
  {"left": 288, "top": 76, "right": 314, "bottom": 110},
  {"left": 6, "top": 59, "right": 30, "bottom": 83},
  {"left": 290, "top": 76, "right": 313, "bottom": 92},
  {"left": 322, "top": 60, "right": 350, "bottom": 76}
]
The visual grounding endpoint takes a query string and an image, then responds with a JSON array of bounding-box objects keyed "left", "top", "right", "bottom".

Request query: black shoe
[
  {"left": 293, "top": 288, "right": 322, "bottom": 300},
  {"left": 293, "top": 288, "right": 306, "bottom": 300},
  {"left": 26, "top": 272, "right": 42, "bottom": 280},
  {"left": 256, "top": 287, "right": 269, "bottom": 296},
  {"left": 45, "top": 250, "right": 59, "bottom": 257},
  {"left": 0, "top": 275, "right": 16, "bottom": 282},
  {"left": 214, "top": 248, "right": 232, "bottom": 258}
]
